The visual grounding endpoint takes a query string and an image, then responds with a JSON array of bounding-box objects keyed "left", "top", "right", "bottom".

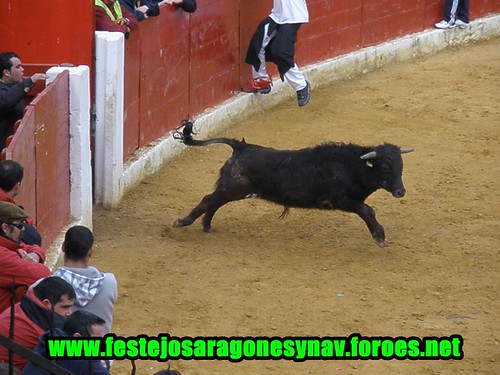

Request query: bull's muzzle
[{"left": 392, "top": 187, "right": 406, "bottom": 198}]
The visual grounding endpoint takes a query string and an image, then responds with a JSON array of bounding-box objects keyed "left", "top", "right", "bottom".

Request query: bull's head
[{"left": 360, "top": 146, "right": 414, "bottom": 198}]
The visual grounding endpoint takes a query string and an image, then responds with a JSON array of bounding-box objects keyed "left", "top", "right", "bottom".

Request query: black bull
[{"left": 173, "top": 121, "right": 413, "bottom": 247}]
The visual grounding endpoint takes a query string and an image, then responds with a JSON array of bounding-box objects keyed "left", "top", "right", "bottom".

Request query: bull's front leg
[{"left": 349, "top": 202, "right": 388, "bottom": 247}]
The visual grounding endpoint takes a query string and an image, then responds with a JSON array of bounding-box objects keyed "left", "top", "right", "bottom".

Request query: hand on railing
[
  {"left": 159, "top": 0, "right": 184, "bottom": 6},
  {"left": 136, "top": 5, "right": 149, "bottom": 15},
  {"left": 114, "top": 17, "right": 130, "bottom": 26},
  {"left": 30, "top": 73, "right": 49, "bottom": 84}
]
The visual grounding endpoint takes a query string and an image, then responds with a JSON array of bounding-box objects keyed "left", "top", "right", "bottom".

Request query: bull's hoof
[
  {"left": 173, "top": 218, "right": 191, "bottom": 228},
  {"left": 203, "top": 225, "right": 213, "bottom": 233},
  {"left": 375, "top": 238, "right": 389, "bottom": 248},
  {"left": 278, "top": 206, "right": 290, "bottom": 219}
]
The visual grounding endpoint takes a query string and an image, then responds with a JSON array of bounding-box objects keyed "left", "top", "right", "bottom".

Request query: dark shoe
[
  {"left": 297, "top": 81, "right": 310, "bottom": 107},
  {"left": 242, "top": 78, "right": 272, "bottom": 94}
]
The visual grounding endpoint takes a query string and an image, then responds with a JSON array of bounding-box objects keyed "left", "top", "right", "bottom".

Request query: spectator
[
  {"left": 119, "top": 0, "right": 161, "bottom": 22},
  {"left": 242, "top": 0, "right": 310, "bottom": 107},
  {"left": 0, "top": 363, "right": 21, "bottom": 375},
  {"left": 95, "top": 0, "right": 139, "bottom": 38},
  {"left": 0, "top": 277, "right": 75, "bottom": 370},
  {"left": 0, "top": 160, "right": 42, "bottom": 246},
  {"left": 156, "top": 0, "right": 197, "bottom": 13},
  {"left": 153, "top": 367, "right": 182, "bottom": 375},
  {"left": 0, "top": 53, "right": 48, "bottom": 150},
  {"left": 53, "top": 225, "right": 118, "bottom": 334},
  {"left": 0, "top": 202, "right": 50, "bottom": 314},
  {"left": 435, "top": 0, "right": 470, "bottom": 29},
  {"left": 23, "top": 310, "right": 109, "bottom": 375}
]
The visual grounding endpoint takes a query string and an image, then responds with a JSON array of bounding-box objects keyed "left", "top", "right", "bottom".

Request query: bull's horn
[
  {"left": 400, "top": 148, "right": 414, "bottom": 154},
  {"left": 360, "top": 151, "right": 377, "bottom": 160}
]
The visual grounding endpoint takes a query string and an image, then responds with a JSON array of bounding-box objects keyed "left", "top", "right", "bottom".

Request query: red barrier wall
[
  {"left": 2, "top": 71, "right": 71, "bottom": 248},
  {"left": 122, "top": 0, "right": 499, "bottom": 161},
  {"left": 1, "top": 1, "right": 497, "bottom": 162},
  {"left": 0, "top": 1, "right": 94, "bottom": 67}
]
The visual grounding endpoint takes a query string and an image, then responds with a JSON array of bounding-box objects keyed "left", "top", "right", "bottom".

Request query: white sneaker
[
  {"left": 435, "top": 20, "right": 456, "bottom": 29},
  {"left": 455, "top": 19, "right": 469, "bottom": 29}
]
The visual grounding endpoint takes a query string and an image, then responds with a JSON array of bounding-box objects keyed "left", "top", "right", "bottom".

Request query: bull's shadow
[{"left": 173, "top": 121, "right": 413, "bottom": 247}]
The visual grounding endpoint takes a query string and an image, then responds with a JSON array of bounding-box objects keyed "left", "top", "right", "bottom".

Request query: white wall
[
  {"left": 94, "top": 31, "right": 125, "bottom": 208},
  {"left": 45, "top": 65, "right": 92, "bottom": 269}
]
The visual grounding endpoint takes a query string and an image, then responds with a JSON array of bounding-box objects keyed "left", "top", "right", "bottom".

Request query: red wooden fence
[
  {"left": 121, "top": 0, "right": 498, "bottom": 161},
  {"left": 2, "top": 71, "right": 70, "bottom": 248}
]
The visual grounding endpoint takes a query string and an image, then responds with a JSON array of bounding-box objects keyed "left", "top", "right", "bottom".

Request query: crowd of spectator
[
  {"left": 95, "top": 0, "right": 197, "bottom": 38},
  {"left": 0, "top": 2, "right": 196, "bottom": 373}
]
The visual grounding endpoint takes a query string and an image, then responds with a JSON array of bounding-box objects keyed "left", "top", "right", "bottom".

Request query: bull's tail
[{"left": 173, "top": 120, "right": 244, "bottom": 150}]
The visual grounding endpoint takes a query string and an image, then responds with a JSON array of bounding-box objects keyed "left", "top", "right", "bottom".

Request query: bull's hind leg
[
  {"left": 173, "top": 192, "right": 218, "bottom": 228},
  {"left": 174, "top": 189, "right": 246, "bottom": 232},
  {"left": 201, "top": 206, "right": 223, "bottom": 233},
  {"left": 201, "top": 189, "right": 249, "bottom": 232}
]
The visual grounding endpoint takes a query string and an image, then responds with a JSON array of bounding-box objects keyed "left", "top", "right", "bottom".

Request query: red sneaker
[{"left": 242, "top": 78, "right": 272, "bottom": 94}]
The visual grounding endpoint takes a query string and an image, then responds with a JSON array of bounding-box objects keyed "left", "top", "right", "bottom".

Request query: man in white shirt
[{"left": 242, "top": 0, "right": 310, "bottom": 107}]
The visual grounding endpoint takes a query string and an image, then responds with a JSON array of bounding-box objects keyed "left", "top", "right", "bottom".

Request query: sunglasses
[{"left": 9, "top": 221, "right": 26, "bottom": 230}]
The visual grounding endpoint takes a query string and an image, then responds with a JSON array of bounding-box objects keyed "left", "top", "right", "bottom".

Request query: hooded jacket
[
  {"left": 53, "top": 267, "right": 117, "bottom": 334},
  {"left": 22, "top": 328, "right": 109, "bottom": 375},
  {"left": 0, "top": 288, "right": 66, "bottom": 369},
  {"left": 0, "top": 235, "right": 50, "bottom": 314}
]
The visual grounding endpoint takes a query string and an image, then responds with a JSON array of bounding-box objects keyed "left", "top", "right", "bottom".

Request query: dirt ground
[{"left": 93, "top": 37, "right": 499, "bottom": 375}]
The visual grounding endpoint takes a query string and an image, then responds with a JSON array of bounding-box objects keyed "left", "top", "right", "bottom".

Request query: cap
[{"left": 0, "top": 202, "right": 29, "bottom": 222}]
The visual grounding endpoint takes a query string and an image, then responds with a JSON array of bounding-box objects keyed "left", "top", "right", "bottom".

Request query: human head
[
  {"left": 0, "top": 363, "right": 21, "bottom": 375},
  {"left": 0, "top": 52, "right": 23, "bottom": 84},
  {"left": 33, "top": 276, "right": 76, "bottom": 317},
  {"left": 0, "top": 202, "right": 29, "bottom": 243},
  {"left": 63, "top": 310, "right": 106, "bottom": 338},
  {"left": 0, "top": 160, "right": 24, "bottom": 195},
  {"left": 62, "top": 225, "right": 94, "bottom": 261},
  {"left": 153, "top": 367, "right": 182, "bottom": 375}
]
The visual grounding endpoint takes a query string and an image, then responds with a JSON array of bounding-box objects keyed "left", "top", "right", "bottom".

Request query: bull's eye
[{"left": 381, "top": 164, "right": 390, "bottom": 173}]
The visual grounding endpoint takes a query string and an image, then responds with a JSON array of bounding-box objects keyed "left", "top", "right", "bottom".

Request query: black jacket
[
  {"left": 177, "top": 0, "right": 196, "bottom": 13},
  {"left": 153, "top": 0, "right": 196, "bottom": 13},
  {"left": 0, "top": 78, "right": 33, "bottom": 150},
  {"left": 119, "top": 0, "right": 160, "bottom": 21}
]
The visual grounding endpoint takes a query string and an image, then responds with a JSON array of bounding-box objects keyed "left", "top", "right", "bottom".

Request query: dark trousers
[
  {"left": 444, "top": 0, "right": 470, "bottom": 23},
  {"left": 245, "top": 17, "right": 301, "bottom": 80}
]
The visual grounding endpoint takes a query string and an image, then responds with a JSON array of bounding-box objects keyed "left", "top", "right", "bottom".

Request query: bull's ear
[
  {"left": 400, "top": 148, "right": 414, "bottom": 154},
  {"left": 360, "top": 151, "right": 377, "bottom": 160}
]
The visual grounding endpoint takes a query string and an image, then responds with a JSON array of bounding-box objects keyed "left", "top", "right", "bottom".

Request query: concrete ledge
[{"left": 119, "top": 15, "right": 500, "bottom": 205}]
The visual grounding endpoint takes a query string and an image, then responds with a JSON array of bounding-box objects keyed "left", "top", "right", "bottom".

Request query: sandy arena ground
[{"left": 93, "top": 37, "right": 499, "bottom": 375}]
